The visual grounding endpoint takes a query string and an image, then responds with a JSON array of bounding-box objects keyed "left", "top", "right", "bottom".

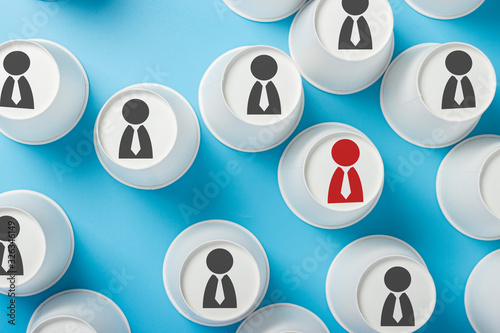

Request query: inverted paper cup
[
  {"left": 327, "top": 235, "right": 436, "bottom": 333},
  {"left": 223, "top": 0, "right": 306, "bottom": 22},
  {"left": 237, "top": 303, "right": 329, "bottom": 333},
  {"left": 289, "top": 0, "right": 394, "bottom": 94},
  {"left": 0, "top": 39, "right": 88, "bottom": 144},
  {"left": 381, "top": 42, "right": 496, "bottom": 148},
  {"left": 95, "top": 83, "right": 200, "bottom": 190},
  {"left": 163, "top": 220, "right": 269, "bottom": 327},
  {"left": 437, "top": 135, "right": 500, "bottom": 240},
  {"left": 199, "top": 45, "right": 304, "bottom": 152},
  {"left": 27, "top": 289, "right": 131, "bottom": 333},
  {"left": 278, "top": 123, "right": 384, "bottom": 229},
  {"left": 405, "top": 0, "right": 485, "bottom": 19},
  {"left": 465, "top": 250, "right": 500, "bottom": 333},
  {"left": 0, "top": 190, "right": 74, "bottom": 296}
]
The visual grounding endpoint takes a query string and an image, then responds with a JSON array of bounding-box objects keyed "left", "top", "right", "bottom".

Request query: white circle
[
  {"left": 0, "top": 40, "right": 59, "bottom": 120},
  {"left": 315, "top": 0, "right": 394, "bottom": 61},
  {"left": 0, "top": 207, "right": 45, "bottom": 289},
  {"left": 180, "top": 240, "right": 261, "bottom": 323},
  {"left": 304, "top": 132, "right": 384, "bottom": 211},
  {"left": 32, "top": 317, "right": 96, "bottom": 333},
  {"left": 222, "top": 46, "right": 302, "bottom": 126},
  {"left": 97, "top": 89, "right": 178, "bottom": 170},
  {"left": 418, "top": 43, "right": 496, "bottom": 122},
  {"left": 480, "top": 149, "right": 500, "bottom": 219},
  {"left": 357, "top": 256, "right": 436, "bottom": 333}
]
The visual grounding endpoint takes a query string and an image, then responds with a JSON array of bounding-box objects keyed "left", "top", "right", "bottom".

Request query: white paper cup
[
  {"left": 223, "top": 0, "right": 306, "bottom": 22},
  {"left": 465, "top": 250, "right": 500, "bottom": 333},
  {"left": 199, "top": 45, "right": 304, "bottom": 152},
  {"left": 0, "top": 190, "right": 74, "bottom": 296},
  {"left": 237, "top": 303, "right": 329, "bottom": 333},
  {"left": 0, "top": 39, "right": 88, "bottom": 144},
  {"left": 27, "top": 289, "right": 131, "bottom": 333},
  {"left": 404, "top": 0, "right": 485, "bottom": 19},
  {"left": 381, "top": 42, "right": 496, "bottom": 148},
  {"left": 436, "top": 135, "right": 500, "bottom": 240},
  {"left": 326, "top": 235, "right": 436, "bottom": 333},
  {"left": 163, "top": 220, "right": 269, "bottom": 327},
  {"left": 94, "top": 83, "right": 200, "bottom": 190},
  {"left": 278, "top": 123, "right": 384, "bottom": 229},
  {"left": 289, "top": 0, "right": 394, "bottom": 94}
]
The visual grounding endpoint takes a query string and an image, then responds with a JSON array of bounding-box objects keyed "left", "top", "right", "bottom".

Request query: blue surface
[{"left": 0, "top": 0, "right": 499, "bottom": 332}]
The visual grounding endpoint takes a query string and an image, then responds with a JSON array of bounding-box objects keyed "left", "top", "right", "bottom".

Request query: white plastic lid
[
  {"left": 96, "top": 89, "right": 178, "bottom": 170},
  {"left": 480, "top": 149, "right": 500, "bottom": 219},
  {"left": 222, "top": 46, "right": 302, "bottom": 126},
  {"left": 180, "top": 240, "right": 261, "bottom": 323},
  {"left": 304, "top": 131, "right": 384, "bottom": 212},
  {"left": 315, "top": 0, "right": 394, "bottom": 61},
  {"left": 357, "top": 256, "right": 436, "bottom": 333},
  {"left": 0, "top": 40, "right": 59, "bottom": 120},
  {"left": 418, "top": 43, "right": 496, "bottom": 122}
]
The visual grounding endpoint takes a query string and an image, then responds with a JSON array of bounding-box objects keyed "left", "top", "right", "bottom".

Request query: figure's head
[
  {"left": 445, "top": 51, "right": 473, "bottom": 76},
  {"left": 251, "top": 55, "right": 278, "bottom": 81},
  {"left": 384, "top": 266, "right": 412, "bottom": 292},
  {"left": 122, "top": 99, "right": 150, "bottom": 125},
  {"left": 0, "top": 216, "right": 20, "bottom": 241},
  {"left": 342, "top": 0, "right": 369, "bottom": 16},
  {"left": 331, "top": 139, "right": 360, "bottom": 167},
  {"left": 3, "top": 51, "right": 31, "bottom": 76},
  {"left": 206, "top": 248, "right": 234, "bottom": 274}
]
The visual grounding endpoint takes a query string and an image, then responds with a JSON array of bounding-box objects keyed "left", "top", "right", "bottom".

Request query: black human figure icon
[
  {"left": 203, "top": 248, "right": 237, "bottom": 308},
  {"left": 0, "top": 51, "right": 34, "bottom": 109},
  {"left": 0, "top": 216, "right": 23, "bottom": 276},
  {"left": 339, "top": 0, "right": 373, "bottom": 50},
  {"left": 119, "top": 99, "right": 153, "bottom": 159},
  {"left": 247, "top": 55, "right": 281, "bottom": 115},
  {"left": 381, "top": 266, "right": 415, "bottom": 327},
  {"left": 442, "top": 51, "right": 476, "bottom": 109}
]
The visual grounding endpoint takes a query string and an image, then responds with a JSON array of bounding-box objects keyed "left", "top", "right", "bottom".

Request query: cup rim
[
  {"left": 178, "top": 239, "right": 262, "bottom": 323},
  {"left": 380, "top": 43, "right": 479, "bottom": 149},
  {"left": 0, "top": 190, "right": 74, "bottom": 297},
  {"left": 0, "top": 39, "right": 61, "bottom": 122},
  {"left": 94, "top": 83, "right": 200, "bottom": 190},
  {"left": 95, "top": 85, "right": 179, "bottom": 171},
  {"left": 236, "top": 303, "right": 329, "bottom": 333},
  {"left": 199, "top": 48, "right": 304, "bottom": 152},
  {"left": 30, "top": 315, "right": 97, "bottom": 333},
  {"left": 313, "top": 0, "right": 395, "bottom": 62},
  {"left": 354, "top": 255, "right": 436, "bottom": 332},
  {"left": 290, "top": 3, "right": 395, "bottom": 95},
  {"left": 27, "top": 289, "right": 131, "bottom": 333},
  {"left": 302, "top": 129, "right": 385, "bottom": 213},
  {"left": 326, "top": 235, "right": 426, "bottom": 333},
  {"left": 220, "top": 45, "right": 303, "bottom": 128},
  {"left": 416, "top": 42, "right": 496, "bottom": 122},
  {"left": 404, "top": 0, "right": 486, "bottom": 20},
  {"left": 163, "top": 220, "right": 270, "bottom": 327},
  {"left": 436, "top": 134, "right": 500, "bottom": 241},
  {"left": 278, "top": 122, "right": 384, "bottom": 229},
  {"left": 464, "top": 249, "right": 500, "bottom": 333},
  {"left": 222, "top": 0, "right": 307, "bottom": 22}
]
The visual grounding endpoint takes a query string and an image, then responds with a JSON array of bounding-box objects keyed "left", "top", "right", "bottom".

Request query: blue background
[{"left": 0, "top": 0, "right": 499, "bottom": 332}]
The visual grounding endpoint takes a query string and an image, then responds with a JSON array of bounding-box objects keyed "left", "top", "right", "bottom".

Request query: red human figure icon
[{"left": 328, "top": 139, "right": 363, "bottom": 204}]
